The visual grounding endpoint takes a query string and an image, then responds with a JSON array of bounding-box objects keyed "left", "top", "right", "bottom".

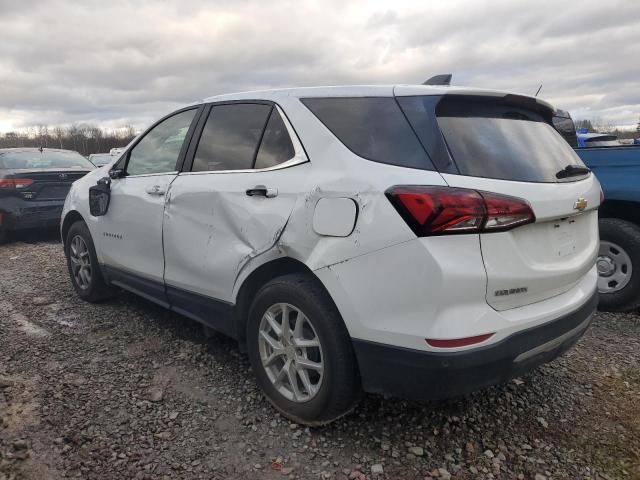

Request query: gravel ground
[{"left": 1, "top": 233, "right": 639, "bottom": 480}]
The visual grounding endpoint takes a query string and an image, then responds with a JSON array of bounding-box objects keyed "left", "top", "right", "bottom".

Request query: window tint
[
  {"left": 430, "top": 97, "right": 586, "bottom": 183},
  {"left": 301, "top": 97, "right": 433, "bottom": 170},
  {"left": 192, "top": 104, "right": 271, "bottom": 172},
  {"left": 254, "top": 109, "right": 295, "bottom": 169},
  {"left": 127, "top": 109, "right": 196, "bottom": 176}
]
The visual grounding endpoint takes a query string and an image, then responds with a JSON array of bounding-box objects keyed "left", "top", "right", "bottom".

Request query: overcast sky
[{"left": 0, "top": 0, "right": 638, "bottom": 133}]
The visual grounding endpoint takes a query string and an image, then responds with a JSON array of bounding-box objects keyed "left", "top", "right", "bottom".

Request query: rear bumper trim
[{"left": 352, "top": 290, "right": 598, "bottom": 401}]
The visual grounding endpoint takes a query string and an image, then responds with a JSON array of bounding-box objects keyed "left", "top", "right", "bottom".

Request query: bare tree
[
  {"left": 0, "top": 124, "right": 138, "bottom": 154},
  {"left": 53, "top": 126, "right": 65, "bottom": 149}
]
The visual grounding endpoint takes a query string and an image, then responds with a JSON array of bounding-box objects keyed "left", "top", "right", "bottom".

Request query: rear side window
[
  {"left": 401, "top": 96, "right": 586, "bottom": 183},
  {"left": 192, "top": 104, "right": 271, "bottom": 172},
  {"left": 301, "top": 97, "right": 434, "bottom": 170},
  {"left": 254, "top": 109, "right": 296, "bottom": 169}
]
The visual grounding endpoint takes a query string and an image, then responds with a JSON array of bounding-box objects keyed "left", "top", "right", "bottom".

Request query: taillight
[
  {"left": 386, "top": 186, "right": 535, "bottom": 236},
  {"left": 479, "top": 191, "right": 536, "bottom": 232},
  {"left": 0, "top": 178, "right": 34, "bottom": 189}
]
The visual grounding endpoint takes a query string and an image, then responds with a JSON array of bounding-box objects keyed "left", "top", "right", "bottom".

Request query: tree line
[{"left": 0, "top": 125, "right": 138, "bottom": 157}]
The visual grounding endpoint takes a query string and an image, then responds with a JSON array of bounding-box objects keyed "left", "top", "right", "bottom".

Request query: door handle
[
  {"left": 246, "top": 186, "right": 278, "bottom": 198},
  {"left": 145, "top": 185, "right": 165, "bottom": 196}
]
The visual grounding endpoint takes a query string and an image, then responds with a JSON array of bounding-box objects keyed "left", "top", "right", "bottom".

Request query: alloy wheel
[
  {"left": 69, "top": 235, "right": 92, "bottom": 290},
  {"left": 258, "top": 303, "right": 324, "bottom": 403}
]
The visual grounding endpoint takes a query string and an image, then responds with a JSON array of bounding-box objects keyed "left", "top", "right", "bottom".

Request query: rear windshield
[
  {"left": 0, "top": 150, "right": 94, "bottom": 170},
  {"left": 301, "top": 97, "right": 434, "bottom": 170},
  {"left": 431, "top": 97, "right": 586, "bottom": 183}
]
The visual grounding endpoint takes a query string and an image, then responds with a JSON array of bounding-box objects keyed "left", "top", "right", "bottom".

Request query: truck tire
[
  {"left": 0, "top": 226, "right": 7, "bottom": 245},
  {"left": 597, "top": 218, "right": 640, "bottom": 312}
]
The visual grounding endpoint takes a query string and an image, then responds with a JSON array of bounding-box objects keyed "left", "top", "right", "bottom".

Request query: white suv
[{"left": 61, "top": 85, "right": 600, "bottom": 424}]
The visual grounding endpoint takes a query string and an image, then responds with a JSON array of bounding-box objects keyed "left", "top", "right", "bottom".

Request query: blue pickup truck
[
  {"left": 554, "top": 112, "right": 640, "bottom": 311},
  {"left": 577, "top": 146, "right": 640, "bottom": 312}
]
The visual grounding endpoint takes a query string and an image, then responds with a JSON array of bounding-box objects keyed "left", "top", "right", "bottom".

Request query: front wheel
[
  {"left": 247, "top": 274, "right": 361, "bottom": 425},
  {"left": 65, "top": 220, "right": 115, "bottom": 302},
  {"left": 597, "top": 218, "right": 640, "bottom": 312}
]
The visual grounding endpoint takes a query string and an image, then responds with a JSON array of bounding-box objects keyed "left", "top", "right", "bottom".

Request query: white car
[{"left": 61, "top": 85, "right": 601, "bottom": 424}]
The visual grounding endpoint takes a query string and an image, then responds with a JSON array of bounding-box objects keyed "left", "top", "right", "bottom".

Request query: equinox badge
[{"left": 574, "top": 197, "right": 587, "bottom": 211}]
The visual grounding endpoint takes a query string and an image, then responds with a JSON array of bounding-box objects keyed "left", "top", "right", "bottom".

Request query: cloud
[{"left": 0, "top": 0, "right": 638, "bottom": 132}]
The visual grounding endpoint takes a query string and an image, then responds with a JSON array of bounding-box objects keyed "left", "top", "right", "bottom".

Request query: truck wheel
[
  {"left": 597, "top": 218, "right": 640, "bottom": 312},
  {"left": 246, "top": 274, "right": 361, "bottom": 425},
  {"left": 0, "top": 226, "right": 7, "bottom": 245},
  {"left": 65, "top": 220, "right": 115, "bottom": 302}
]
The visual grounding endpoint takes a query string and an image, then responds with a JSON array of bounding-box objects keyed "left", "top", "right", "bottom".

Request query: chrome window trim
[{"left": 182, "top": 104, "right": 308, "bottom": 176}]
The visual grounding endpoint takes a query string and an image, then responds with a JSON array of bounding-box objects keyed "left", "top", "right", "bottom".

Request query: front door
[{"left": 95, "top": 108, "right": 199, "bottom": 301}]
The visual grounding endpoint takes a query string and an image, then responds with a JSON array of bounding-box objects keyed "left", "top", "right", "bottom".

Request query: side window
[
  {"left": 302, "top": 97, "right": 434, "bottom": 170},
  {"left": 192, "top": 104, "right": 271, "bottom": 172},
  {"left": 254, "top": 109, "right": 296, "bottom": 169},
  {"left": 126, "top": 109, "right": 197, "bottom": 176}
]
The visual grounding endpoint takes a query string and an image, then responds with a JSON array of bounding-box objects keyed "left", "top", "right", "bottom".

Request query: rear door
[
  {"left": 398, "top": 94, "right": 600, "bottom": 310},
  {"left": 163, "top": 103, "right": 306, "bottom": 332},
  {"left": 95, "top": 107, "right": 199, "bottom": 298}
]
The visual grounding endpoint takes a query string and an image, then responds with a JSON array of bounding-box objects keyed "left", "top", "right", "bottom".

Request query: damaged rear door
[{"left": 162, "top": 102, "right": 307, "bottom": 334}]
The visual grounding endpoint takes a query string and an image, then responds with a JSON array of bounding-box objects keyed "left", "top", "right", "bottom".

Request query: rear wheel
[
  {"left": 597, "top": 218, "right": 640, "bottom": 312},
  {"left": 0, "top": 226, "right": 7, "bottom": 245},
  {"left": 247, "top": 274, "right": 361, "bottom": 425},
  {"left": 65, "top": 221, "right": 115, "bottom": 302}
]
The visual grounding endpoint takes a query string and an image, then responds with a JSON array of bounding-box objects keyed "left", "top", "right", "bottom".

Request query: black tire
[
  {"left": 65, "top": 220, "right": 115, "bottom": 302},
  {"left": 598, "top": 218, "right": 640, "bottom": 312},
  {"left": 247, "top": 274, "right": 361, "bottom": 425},
  {"left": 0, "top": 226, "right": 7, "bottom": 245}
]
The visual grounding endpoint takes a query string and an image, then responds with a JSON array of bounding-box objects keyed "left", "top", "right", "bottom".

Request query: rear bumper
[
  {"left": 352, "top": 290, "right": 597, "bottom": 401},
  {"left": 0, "top": 197, "right": 65, "bottom": 231}
]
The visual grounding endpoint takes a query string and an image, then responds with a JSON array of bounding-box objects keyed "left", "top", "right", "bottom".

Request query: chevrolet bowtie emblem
[{"left": 574, "top": 198, "right": 588, "bottom": 211}]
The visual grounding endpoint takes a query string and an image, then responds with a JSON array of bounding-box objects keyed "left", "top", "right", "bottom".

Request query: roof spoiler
[{"left": 422, "top": 74, "right": 452, "bottom": 86}]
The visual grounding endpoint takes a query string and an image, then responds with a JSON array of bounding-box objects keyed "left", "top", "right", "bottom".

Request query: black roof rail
[{"left": 422, "top": 74, "right": 452, "bottom": 86}]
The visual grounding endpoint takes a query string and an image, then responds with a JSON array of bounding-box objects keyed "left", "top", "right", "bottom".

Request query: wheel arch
[
  {"left": 233, "top": 257, "right": 341, "bottom": 352},
  {"left": 61, "top": 210, "right": 86, "bottom": 248},
  {"left": 599, "top": 200, "right": 640, "bottom": 226}
]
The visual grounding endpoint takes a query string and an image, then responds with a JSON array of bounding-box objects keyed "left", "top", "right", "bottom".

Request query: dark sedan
[{"left": 0, "top": 148, "right": 94, "bottom": 243}]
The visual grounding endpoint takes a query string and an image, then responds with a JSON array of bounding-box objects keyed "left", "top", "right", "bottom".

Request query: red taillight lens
[
  {"left": 386, "top": 186, "right": 535, "bottom": 236},
  {"left": 0, "top": 178, "right": 34, "bottom": 189}
]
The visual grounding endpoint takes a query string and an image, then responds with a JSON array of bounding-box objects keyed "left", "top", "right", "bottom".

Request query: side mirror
[
  {"left": 89, "top": 177, "right": 111, "bottom": 216},
  {"left": 109, "top": 168, "right": 125, "bottom": 180}
]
